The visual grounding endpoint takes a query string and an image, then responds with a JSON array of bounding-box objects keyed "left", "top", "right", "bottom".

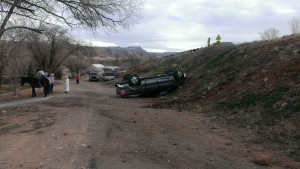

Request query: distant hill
[
  {"left": 124, "top": 46, "right": 149, "bottom": 55},
  {"left": 78, "top": 45, "right": 177, "bottom": 69},
  {"left": 88, "top": 46, "right": 176, "bottom": 61}
]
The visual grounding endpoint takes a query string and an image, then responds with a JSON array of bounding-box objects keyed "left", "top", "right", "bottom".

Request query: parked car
[
  {"left": 89, "top": 72, "right": 100, "bottom": 82},
  {"left": 115, "top": 70, "right": 186, "bottom": 97},
  {"left": 103, "top": 72, "right": 115, "bottom": 81}
]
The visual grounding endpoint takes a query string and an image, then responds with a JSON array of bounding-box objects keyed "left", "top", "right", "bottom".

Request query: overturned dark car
[{"left": 115, "top": 70, "right": 186, "bottom": 97}]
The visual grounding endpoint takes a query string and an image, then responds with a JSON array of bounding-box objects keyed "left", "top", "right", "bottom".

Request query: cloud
[{"left": 71, "top": 0, "right": 300, "bottom": 52}]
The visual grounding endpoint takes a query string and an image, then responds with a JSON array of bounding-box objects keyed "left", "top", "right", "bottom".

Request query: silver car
[{"left": 103, "top": 72, "right": 115, "bottom": 81}]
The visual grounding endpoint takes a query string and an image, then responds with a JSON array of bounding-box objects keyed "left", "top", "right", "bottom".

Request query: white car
[{"left": 103, "top": 72, "right": 115, "bottom": 81}]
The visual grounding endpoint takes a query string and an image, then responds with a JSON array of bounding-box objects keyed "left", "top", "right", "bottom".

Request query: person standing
[
  {"left": 36, "top": 69, "right": 45, "bottom": 78},
  {"left": 75, "top": 74, "right": 80, "bottom": 84},
  {"left": 64, "top": 76, "right": 70, "bottom": 93},
  {"left": 36, "top": 69, "right": 45, "bottom": 87},
  {"left": 216, "top": 34, "right": 221, "bottom": 44},
  {"left": 207, "top": 37, "right": 211, "bottom": 46},
  {"left": 48, "top": 73, "right": 54, "bottom": 94}
]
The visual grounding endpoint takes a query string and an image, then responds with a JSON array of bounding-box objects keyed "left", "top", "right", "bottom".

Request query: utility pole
[{"left": 131, "top": 49, "right": 134, "bottom": 67}]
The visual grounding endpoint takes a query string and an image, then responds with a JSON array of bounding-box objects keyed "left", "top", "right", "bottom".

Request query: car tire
[
  {"left": 173, "top": 70, "right": 184, "bottom": 81},
  {"left": 128, "top": 74, "right": 141, "bottom": 86}
]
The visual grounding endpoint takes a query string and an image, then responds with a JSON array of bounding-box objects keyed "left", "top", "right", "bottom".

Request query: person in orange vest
[{"left": 216, "top": 34, "right": 221, "bottom": 44}]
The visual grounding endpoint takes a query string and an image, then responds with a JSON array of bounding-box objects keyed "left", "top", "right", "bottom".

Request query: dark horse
[{"left": 21, "top": 77, "right": 50, "bottom": 97}]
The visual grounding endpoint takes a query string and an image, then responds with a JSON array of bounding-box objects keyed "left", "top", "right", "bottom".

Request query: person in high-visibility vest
[
  {"left": 216, "top": 34, "right": 221, "bottom": 44},
  {"left": 207, "top": 37, "right": 211, "bottom": 46}
]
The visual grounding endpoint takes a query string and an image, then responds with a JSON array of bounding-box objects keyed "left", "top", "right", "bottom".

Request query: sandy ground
[{"left": 0, "top": 79, "right": 298, "bottom": 169}]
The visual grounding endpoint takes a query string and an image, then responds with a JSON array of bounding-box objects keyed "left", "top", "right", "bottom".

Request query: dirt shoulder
[{"left": 0, "top": 80, "right": 298, "bottom": 169}]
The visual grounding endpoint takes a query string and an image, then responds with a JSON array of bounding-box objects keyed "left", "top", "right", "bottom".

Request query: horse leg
[
  {"left": 44, "top": 87, "right": 48, "bottom": 97},
  {"left": 32, "top": 87, "right": 36, "bottom": 97}
]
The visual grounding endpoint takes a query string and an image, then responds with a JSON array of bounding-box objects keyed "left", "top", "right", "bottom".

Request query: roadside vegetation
[{"left": 127, "top": 34, "right": 300, "bottom": 161}]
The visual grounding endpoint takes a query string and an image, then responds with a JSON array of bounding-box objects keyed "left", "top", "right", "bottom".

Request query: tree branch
[
  {"left": 5, "top": 26, "right": 43, "bottom": 34},
  {"left": 23, "top": 0, "right": 73, "bottom": 27},
  {"left": 0, "top": 0, "right": 23, "bottom": 38},
  {"left": 2, "top": 0, "right": 35, "bottom": 13}
]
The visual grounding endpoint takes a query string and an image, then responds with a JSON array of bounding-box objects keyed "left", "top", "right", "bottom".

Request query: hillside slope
[{"left": 132, "top": 35, "right": 300, "bottom": 161}]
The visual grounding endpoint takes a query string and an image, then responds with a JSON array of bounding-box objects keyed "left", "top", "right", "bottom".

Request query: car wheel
[
  {"left": 173, "top": 70, "right": 184, "bottom": 81},
  {"left": 128, "top": 74, "right": 141, "bottom": 86}
]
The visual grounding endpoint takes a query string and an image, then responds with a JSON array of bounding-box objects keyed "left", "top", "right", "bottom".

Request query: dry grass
[{"left": 201, "top": 103, "right": 300, "bottom": 161}]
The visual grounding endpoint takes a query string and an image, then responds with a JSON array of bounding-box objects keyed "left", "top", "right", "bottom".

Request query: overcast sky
[{"left": 71, "top": 0, "right": 300, "bottom": 53}]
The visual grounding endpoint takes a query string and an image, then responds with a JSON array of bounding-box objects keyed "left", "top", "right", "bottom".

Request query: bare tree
[
  {"left": 0, "top": 0, "right": 143, "bottom": 39},
  {"left": 22, "top": 25, "right": 80, "bottom": 73},
  {"left": 0, "top": 31, "right": 21, "bottom": 88},
  {"left": 63, "top": 45, "right": 92, "bottom": 74},
  {"left": 6, "top": 43, "right": 28, "bottom": 96},
  {"left": 288, "top": 16, "right": 300, "bottom": 34},
  {"left": 259, "top": 27, "right": 280, "bottom": 40}
]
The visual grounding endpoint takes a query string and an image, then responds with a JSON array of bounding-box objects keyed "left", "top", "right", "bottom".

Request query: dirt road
[{"left": 0, "top": 80, "right": 298, "bottom": 169}]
